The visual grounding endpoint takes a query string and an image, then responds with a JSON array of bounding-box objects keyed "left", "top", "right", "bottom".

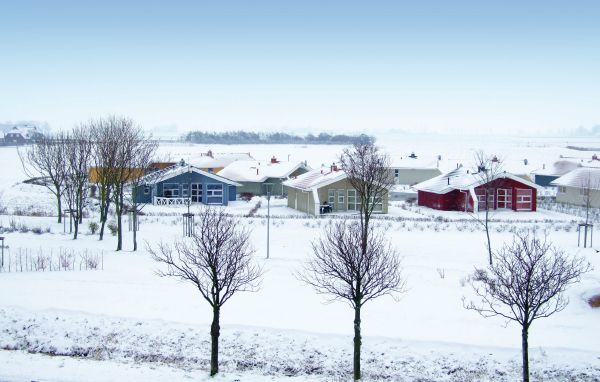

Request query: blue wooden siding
[
  {"left": 534, "top": 174, "right": 559, "bottom": 187},
  {"left": 134, "top": 171, "right": 236, "bottom": 205}
]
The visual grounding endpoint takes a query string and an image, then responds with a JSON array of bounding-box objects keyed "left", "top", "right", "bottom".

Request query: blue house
[{"left": 134, "top": 163, "right": 241, "bottom": 206}]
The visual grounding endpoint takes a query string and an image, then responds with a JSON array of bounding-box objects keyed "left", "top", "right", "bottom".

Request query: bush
[
  {"left": 240, "top": 192, "right": 254, "bottom": 201},
  {"left": 107, "top": 222, "right": 118, "bottom": 236},
  {"left": 88, "top": 221, "right": 99, "bottom": 235}
]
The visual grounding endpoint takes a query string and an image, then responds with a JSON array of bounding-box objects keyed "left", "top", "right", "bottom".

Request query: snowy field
[{"left": 0, "top": 135, "right": 599, "bottom": 381}]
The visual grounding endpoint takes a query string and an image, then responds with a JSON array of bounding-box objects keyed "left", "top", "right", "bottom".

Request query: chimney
[
  {"left": 447, "top": 177, "right": 450, "bottom": 185},
  {"left": 593, "top": 154, "right": 599, "bottom": 161},
  {"left": 330, "top": 163, "right": 338, "bottom": 172},
  {"left": 543, "top": 163, "right": 546, "bottom": 169},
  {"left": 492, "top": 155, "right": 499, "bottom": 163},
  {"left": 524, "top": 158, "right": 528, "bottom": 165},
  {"left": 207, "top": 150, "right": 213, "bottom": 158},
  {"left": 256, "top": 168, "right": 259, "bottom": 175},
  {"left": 271, "top": 156, "right": 278, "bottom": 164}
]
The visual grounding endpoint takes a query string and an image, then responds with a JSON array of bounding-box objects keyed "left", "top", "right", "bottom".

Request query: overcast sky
[{"left": 1, "top": 1, "right": 599, "bottom": 135}]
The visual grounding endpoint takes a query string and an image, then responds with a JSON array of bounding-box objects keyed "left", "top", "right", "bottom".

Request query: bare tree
[
  {"left": 464, "top": 231, "right": 591, "bottom": 382},
  {"left": 340, "top": 143, "right": 393, "bottom": 238},
  {"left": 63, "top": 126, "right": 93, "bottom": 239},
  {"left": 300, "top": 220, "right": 404, "bottom": 381},
  {"left": 579, "top": 171, "right": 599, "bottom": 247},
  {"left": 90, "top": 117, "right": 121, "bottom": 240},
  {"left": 149, "top": 208, "right": 262, "bottom": 376},
  {"left": 471, "top": 150, "right": 504, "bottom": 265},
  {"left": 18, "top": 134, "right": 68, "bottom": 222},
  {"left": 125, "top": 138, "right": 158, "bottom": 251}
]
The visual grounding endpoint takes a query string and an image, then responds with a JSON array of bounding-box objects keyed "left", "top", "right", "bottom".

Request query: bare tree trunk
[
  {"left": 485, "top": 210, "right": 492, "bottom": 265},
  {"left": 132, "top": 208, "right": 138, "bottom": 251},
  {"left": 521, "top": 325, "right": 529, "bottom": 382},
  {"left": 116, "top": 187, "right": 123, "bottom": 251},
  {"left": 99, "top": 186, "right": 110, "bottom": 241},
  {"left": 56, "top": 192, "right": 62, "bottom": 223},
  {"left": 73, "top": 214, "right": 79, "bottom": 240},
  {"left": 210, "top": 305, "right": 220, "bottom": 376},
  {"left": 353, "top": 302, "right": 362, "bottom": 381}
]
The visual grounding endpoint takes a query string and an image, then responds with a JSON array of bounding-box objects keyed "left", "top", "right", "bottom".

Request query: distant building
[
  {"left": 4, "top": 125, "right": 44, "bottom": 145},
  {"left": 218, "top": 156, "right": 310, "bottom": 196},
  {"left": 188, "top": 151, "right": 254, "bottom": 173},
  {"left": 413, "top": 166, "right": 539, "bottom": 212},
  {"left": 531, "top": 160, "right": 581, "bottom": 187}
]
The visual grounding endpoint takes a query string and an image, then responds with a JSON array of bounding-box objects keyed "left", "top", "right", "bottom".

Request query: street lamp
[{"left": 266, "top": 191, "right": 271, "bottom": 259}]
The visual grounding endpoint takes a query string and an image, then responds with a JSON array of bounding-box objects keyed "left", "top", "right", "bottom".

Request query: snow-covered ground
[{"left": 0, "top": 136, "right": 599, "bottom": 381}]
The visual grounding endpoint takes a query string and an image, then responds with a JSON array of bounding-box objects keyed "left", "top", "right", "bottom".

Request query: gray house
[
  {"left": 218, "top": 157, "right": 309, "bottom": 196},
  {"left": 551, "top": 167, "right": 600, "bottom": 208}
]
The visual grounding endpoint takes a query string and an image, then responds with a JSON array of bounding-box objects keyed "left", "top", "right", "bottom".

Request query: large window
[
  {"left": 191, "top": 183, "right": 202, "bottom": 203},
  {"left": 347, "top": 189, "right": 359, "bottom": 211},
  {"left": 370, "top": 196, "right": 383, "bottom": 212},
  {"left": 558, "top": 186, "right": 566, "bottom": 194},
  {"left": 163, "top": 183, "right": 179, "bottom": 198},
  {"left": 206, "top": 184, "right": 223, "bottom": 204},
  {"left": 497, "top": 188, "right": 512, "bottom": 209},
  {"left": 515, "top": 188, "right": 533, "bottom": 211},
  {"left": 476, "top": 192, "right": 494, "bottom": 210},
  {"left": 337, "top": 190, "right": 345, "bottom": 207},
  {"left": 181, "top": 183, "right": 189, "bottom": 197},
  {"left": 328, "top": 189, "right": 335, "bottom": 205}
]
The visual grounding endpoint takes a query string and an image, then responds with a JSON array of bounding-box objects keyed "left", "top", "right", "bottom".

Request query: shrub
[
  {"left": 88, "top": 221, "right": 99, "bottom": 235},
  {"left": 107, "top": 222, "right": 118, "bottom": 236},
  {"left": 240, "top": 192, "right": 254, "bottom": 201}
]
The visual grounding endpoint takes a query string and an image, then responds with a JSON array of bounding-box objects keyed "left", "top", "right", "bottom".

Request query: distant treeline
[{"left": 183, "top": 131, "right": 375, "bottom": 145}]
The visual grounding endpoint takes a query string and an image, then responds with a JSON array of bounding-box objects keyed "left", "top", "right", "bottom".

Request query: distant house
[
  {"left": 4, "top": 125, "right": 44, "bottom": 145},
  {"left": 551, "top": 167, "right": 600, "bottom": 208},
  {"left": 133, "top": 162, "right": 241, "bottom": 206},
  {"left": 218, "top": 156, "right": 310, "bottom": 196},
  {"left": 390, "top": 155, "right": 442, "bottom": 186},
  {"left": 283, "top": 164, "right": 389, "bottom": 216},
  {"left": 188, "top": 151, "right": 254, "bottom": 173},
  {"left": 88, "top": 167, "right": 146, "bottom": 184},
  {"left": 413, "top": 166, "right": 539, "bottom": 212},
  {"left": 531, "top": 160, "right": 581, "bottom": 187}
]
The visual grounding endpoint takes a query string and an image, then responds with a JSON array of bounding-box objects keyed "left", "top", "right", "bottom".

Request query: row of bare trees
[
  {"left": 151, "top": 143, "right": 591, "bottom": 382},
  {"left": 20, "top": 116, "right": 157, "bottom": 249}
]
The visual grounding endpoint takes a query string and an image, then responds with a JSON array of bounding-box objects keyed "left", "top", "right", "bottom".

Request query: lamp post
[
  {"left": 0, "top": 236, "right": 4, "bottom": 269},
  {"left": 266, "top": 191, "right": 271, "bottom": 259}
]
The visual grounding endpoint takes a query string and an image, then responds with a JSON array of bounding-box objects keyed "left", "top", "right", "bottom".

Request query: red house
[{"left": 413, "top": 166, "right": 539, "bottom": 212}]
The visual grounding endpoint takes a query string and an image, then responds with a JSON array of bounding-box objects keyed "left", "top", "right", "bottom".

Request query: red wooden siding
[{"left": 417, "top": 177, "right": 536, "bottom": 212}]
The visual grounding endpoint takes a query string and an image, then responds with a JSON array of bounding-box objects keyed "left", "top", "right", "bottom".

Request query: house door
[
  {"left": 191, "top": 183, "right": 203, "bottom": 203},
  {"left": 497, "top": 188, "right": 512, "bottom": 209}
]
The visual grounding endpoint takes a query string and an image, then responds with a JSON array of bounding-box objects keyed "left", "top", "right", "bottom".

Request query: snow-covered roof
[
  {"left": 413, "top": 165, "right": 539, "bottom": 194},
  {"left": 218, "top": 160, "right": 309, "bottom": 183},
  {"left": 531, "top": 160, "right": 581, "bottom": 176},
  {"left": 550, "top": 167, "right": 600, "bottom": 190},
  {"left": 139, "top": 164, "right": 241, "bottom": 187},
  {"left": 283, "top": 167, "right": 347, "bottom": 191},
  {"left": 188, "top": 152, "right": 254, "bottom": 169},
  {"left": 390, "top": 155, "right": 440, "bottom": 170}
]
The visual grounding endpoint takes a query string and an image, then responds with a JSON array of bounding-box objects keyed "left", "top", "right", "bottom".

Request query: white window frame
[
  {"left": 191, "top": 183, "right": 203, "bottom": 203},
  {"left": 369, "top": 196, "right": 383, "bottom": 212},
  {"left": 347, "top": 189, "right": 358, "bottom": 211},
  {"left": 163, "top": 183, "right": 179, "bottom": 197},
  {"left": 515, "top": 188, "right": 533, "bottom": 211},
  {"left": 477, "top": 193, "right": 494, "bottom": 210},
  {"left": 497, "top": 188, "right": 512, "bottom": 209},
  {"left": 338, "top": 189, "right": 345, "bottom": 206},
  {"left": 328, "top": 189, "right": 335, "bottom": 205},
  {"left": 206, "top": 183, "right": 223, "bottom": 204},
  {"left": 558, "top": 186, "right": 566, "bottom": 194}
]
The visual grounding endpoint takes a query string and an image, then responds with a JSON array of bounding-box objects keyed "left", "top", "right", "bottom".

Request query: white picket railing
[{"left": 153, "top": 197, "right": 191, "bottom": 206}]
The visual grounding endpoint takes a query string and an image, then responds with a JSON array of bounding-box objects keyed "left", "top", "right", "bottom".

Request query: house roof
[
  {"left": 139, "top": 164, "right": 241, "bottom": 187},
  {"left": 531, "top": 160, "right": 581, "bottom": 177},
  {"left": 283, "top": 167, "right": 347, "bottom": 191},
  {"left": 550, "top": 167, "right": 600, "bottom": 190},
  {"left": 7, "top": 125, "right": 41, "bottom": 139},
  {"left": 188, "top": 152, "right": 254, "bottom": 169},
  {"left": 413, "top": 165, "right": 540, "bottom": 194},
  {"left": 390, "top": 155, "right": 441, "bottom": 170},
  {"left": 218, "top": 160, "right": 309, "bottom": 183}
]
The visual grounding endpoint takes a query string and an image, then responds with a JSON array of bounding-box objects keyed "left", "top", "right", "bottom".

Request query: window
[
  {"left": 580, "top": 187, "right": 590, "bottom": 197},
  {"left": 515, "top": 188, "right": 533, "bottom": 211},
  {"left": 163, "top": 183, "right": 179, "bottom": 197},
  {"left": 328, "top": 189, "right": 335, "bottom": 205},
  {"left": 370, "top": 196, "right": 383, "bottom": 212},
  {"left": 347, "top": 189, "right": 359, "bottom": 211},
  {"left": 394, "top": 169, "right": 399, "bottom": 178},
  {"left": 206, "top": 184, "right": 223, "bottom": 204},
  {"left": 338, "top": 190, "right": 345, "bottom": 206},
  {"left": 476, "top": 192, "right": 494, "bottom": 209},
  {"left": 208, "top": 168, "right": 214, "bottom": 173},
  {"left": 558, "top": 186, "right": 566, "bottom": 194},
  {"left": 497, "top": 188, "right": 512, "bottom": 209},
  {"left": 181, "top": 183, "right": 189, "bottom": 197},
  {"left": 191, "top": 183, "right": 203, "bottom": 203},
  {"left": 143, "top": 186, "right": 150, "bottom": 195},
  {"left": 263, "top": 183, "right": 274, "bottom": 195}
]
